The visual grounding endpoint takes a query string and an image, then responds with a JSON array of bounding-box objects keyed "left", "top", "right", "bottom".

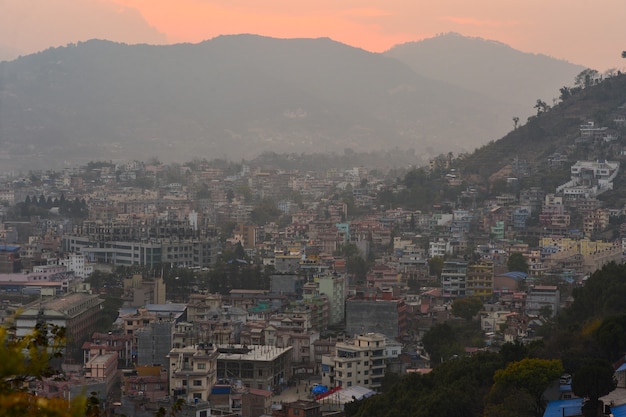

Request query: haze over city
[{"left": 1, "top": 0, "right": 625, "bottom": 71}]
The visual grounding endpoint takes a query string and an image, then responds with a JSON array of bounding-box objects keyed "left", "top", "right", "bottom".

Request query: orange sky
[{"left": 1, "top": 0, "right": 625, "bottom": 71}]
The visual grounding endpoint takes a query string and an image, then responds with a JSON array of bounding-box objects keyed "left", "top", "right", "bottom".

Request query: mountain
[
  {"left": 0, "top": 35, "right": 576, "bottom": 170},
  {"left": 385, "top": 32, "right": 586, "bottom": 119}
]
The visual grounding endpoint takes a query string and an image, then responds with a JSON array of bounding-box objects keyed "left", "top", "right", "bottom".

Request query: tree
[
  {"left": 534, "top": 99, "right": 548, "bottom": 116},
  {"left": 513, "top": 116, "right": 520, "bottom": 130},
  {"left": 428, "top": 256, "right": 444, "bottom": 278},
  {"left": 574, "top": 69, "right": 600, "bottom": 88},
  {"left": 507, "top": 252, "right": 529, "bottom": 273},
  {"left": 0, "top": 322, "right": 88, "bottom": 416},
  {"left": 422, "top": 323, "right": 463, "bottom": 364},
  {"left": 489, "top": 358, "right": 563, "bottom": 417},
  {"left": 622, "top": 51, "right": 626, "bottom": 59},
  {"left": 451, "top": 297, "right": 483, "bottom": 321},
  {"left": 571, "top": 359, "right": 616, "bottom": 417}
]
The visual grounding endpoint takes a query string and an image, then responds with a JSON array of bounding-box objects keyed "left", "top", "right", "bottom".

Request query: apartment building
[
  {"left": 167, "top": 343, "right": 219, "bottom": 402},
  {"left": 321, "top": 333, "right": 386, "bottom": 391}
]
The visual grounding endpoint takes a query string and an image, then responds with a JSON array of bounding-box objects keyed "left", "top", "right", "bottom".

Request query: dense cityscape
[{"left": 2, "top": 101, "right": 626, "bottom": 416}]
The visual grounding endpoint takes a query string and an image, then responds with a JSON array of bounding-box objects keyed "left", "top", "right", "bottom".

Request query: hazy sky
[{"left": 1, "top": 0, "right": 625, "bottom": 71}]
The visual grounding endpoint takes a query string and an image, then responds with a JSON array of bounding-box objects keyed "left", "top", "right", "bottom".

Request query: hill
[
  {"left": 455, "top": 72, "right": 626, "bottom": 191},
  {"left": 385, "top": 32, "right": 586, "bottom": 120},
  {"left": 0, "top": 35, "right": 574, "bottom": 171}
]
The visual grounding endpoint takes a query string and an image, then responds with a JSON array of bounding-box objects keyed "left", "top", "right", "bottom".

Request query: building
[
  {"left": 440, "top": 261, "right": 468, "bottom": 299},
  {"left": 526, "top": 285, "right": 560, "bottom": 318},
  {"left": 345, "top": 291, "right": 406, "bottom": 339},
  {"left": 167, "top": 343, "right": 219, "bottom": 402},
  {"left": 216, "top": 345, "right": 292, "bottom": 391},
  {"left": 241, "top": 388, "right": 273, "bottom": 417},
  {"left": 136, "top": 321, "right": 175, "bottom": 370},
  {"left": 321, "top": 333, "right": 386, "bottom": 391},
  {"left": 15, "top": 293, "right": 104, "bottom": 358},
  {"left": 465, "top": 261, "right": 494, "bottom": 300},
  {"left": 316, "top": 274, "right": 346, "bottom": 325},
  {"left": 272, "top": 400, "right": 321, "bottom": 417},
  {"left": 63, "top": 235, "right": 218, "bottom": 269},
  {"left": 58, "top": 253, "right": 94, "bottom": 279}
]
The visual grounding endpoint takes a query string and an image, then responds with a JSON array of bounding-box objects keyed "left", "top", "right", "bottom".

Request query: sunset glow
[{"left": 1, "top": 0, "right": 625, "bottom": 71}]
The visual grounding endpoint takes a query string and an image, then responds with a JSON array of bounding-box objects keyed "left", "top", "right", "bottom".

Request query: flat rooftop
[{"left": 217, "top": 344, "right": 292, "bottom": 362}]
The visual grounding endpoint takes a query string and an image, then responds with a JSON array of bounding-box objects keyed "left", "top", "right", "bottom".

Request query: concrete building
[
  {"left": 168, "top": 343, "right": 219, "bottom": 402},
  {"left": 526, "top": 285, "right": 560, "bottom": 318},
  {"left": 465, "top": 261, "right": 494, "bottom": 300},
  {"left": 136, "top": 321, "right": 174, "bottom": 370},
  {"left": 241, "top": 388, "right": 273, "bottom": 417},
  {"left": 216, "top": 345, "right": 292, "bottom": 391},
  {"left": 270, "top": 274, "right": 305, "bottom": 297},
  {"left": 58, "top": 253, "right": 94, "bottom": 279},
  {"left": 321, "top": 333, "right": 386, "bottom": 391},
  {"left": 316, "top": 274, "right": 346, "bottom": 325},
  {"left": 345, "top": 292, "right": 406, "bottom": 339},
  {"left": 440, "top": 261, "right": 468, "bottom": 299},
  {"left": 15, "top": 293, "right": 104, "bottom": 358},
  {"left": 63, "top": 236, "right": 218, "bottom": 269}
]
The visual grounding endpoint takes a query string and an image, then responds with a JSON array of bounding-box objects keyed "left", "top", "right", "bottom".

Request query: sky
[{"left": 1, "top": 0, "right": 625, "bottom": 71}]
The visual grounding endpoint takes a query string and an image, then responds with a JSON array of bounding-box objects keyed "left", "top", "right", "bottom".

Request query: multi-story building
[
  {"left": 15, "top": 293, "right": 104, "bottom": 358},
  {"left": 465, "top": 261, "right": 494, "bottom": 300},
  {"left": 216, "top": 345, "right": 292, "bottom": 391},
  {"left": 58, "top": 253, "right": 94, "bottom": 278},
  {"left": 440, "top": 261, "right": 468, "bottom": 299},
  {"left": 345, "top": 291, "right": 406, "bottom": 339},
  {"left": 317, "top": 274, "right": 346, "bottom": 325},
  {"left": 321, "top": 333, "right": 386, "bottom": 391},
  {"left": 526, "top": 285, "right": 560, "bottom": 318},
  {"left": 62, "top": 235, "right": 217, "bottom": 269},
  {"left": 167, "top": 343, "right": 219, "bottom": 402}
]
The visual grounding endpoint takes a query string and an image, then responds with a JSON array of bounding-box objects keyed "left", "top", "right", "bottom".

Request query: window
[
  {"left": 364, "top": 371, "right": 369, "bottom": 375},
  {"left": 182, "top": 380, "right": 187, "bottom": 386},
  {"left": 347, "top": 363, "right": 352, "bottom": 368},
  {"left": 347, "top": 372, "right": 352, "bottom": 377},
  {"left": 197, "top": 363, "right": 206, "bottom": 370},
  {"left": 193, "top": 380, "right": 202, "bottom": 387}
]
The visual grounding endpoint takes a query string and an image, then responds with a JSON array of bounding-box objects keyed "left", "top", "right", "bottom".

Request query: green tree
[
  {"left": 451, "top": 297, "right": 483, "bottom": 321},
  {"left": 572, "top": 359, "right": 616, "bottom": 417},
  {"left": 422, "top": 323, "right": 463, "bottom": 364},
  {"left": 489, "top": 358, "right": 562, "bottom": 417},
  {"left": 428, "top": 256, "right": 444, "bottom": 278},
  {"left": 507, "top": 252, "right": 529, "bottom": 273},
  {"left": 596, "top": 315, "right": 626, "bottom": 361}
]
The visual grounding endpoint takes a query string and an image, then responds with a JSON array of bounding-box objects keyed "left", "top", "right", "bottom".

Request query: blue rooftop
[
  {"left": 543, "top": 399, "right": 583, "bottom": 417},
  {"left": 0, "top": 245, "right": 20, "bottom": 252}
]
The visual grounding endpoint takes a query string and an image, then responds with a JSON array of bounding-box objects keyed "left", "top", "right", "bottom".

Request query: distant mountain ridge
[
  {"left": 0, "top": 34, "right": 584, "bottom": 170},
  {"left": 385, "top": 32, "right": 586, "bottom": 115}
]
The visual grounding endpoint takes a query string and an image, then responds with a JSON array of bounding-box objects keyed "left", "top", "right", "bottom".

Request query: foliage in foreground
[{"left": 0, "top": 323, "right": 88, "bottom": 417}]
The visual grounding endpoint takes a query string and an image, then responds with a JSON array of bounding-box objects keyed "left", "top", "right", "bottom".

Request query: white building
[
  {"left": 556, "top": 160, "right": 620, "bottom": 198},
  {"left": 59, "top": 253, "right": 94, "bottom": 279},
  {"left": 321, "top": 333, "right": 386, "bottom": 391}
]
